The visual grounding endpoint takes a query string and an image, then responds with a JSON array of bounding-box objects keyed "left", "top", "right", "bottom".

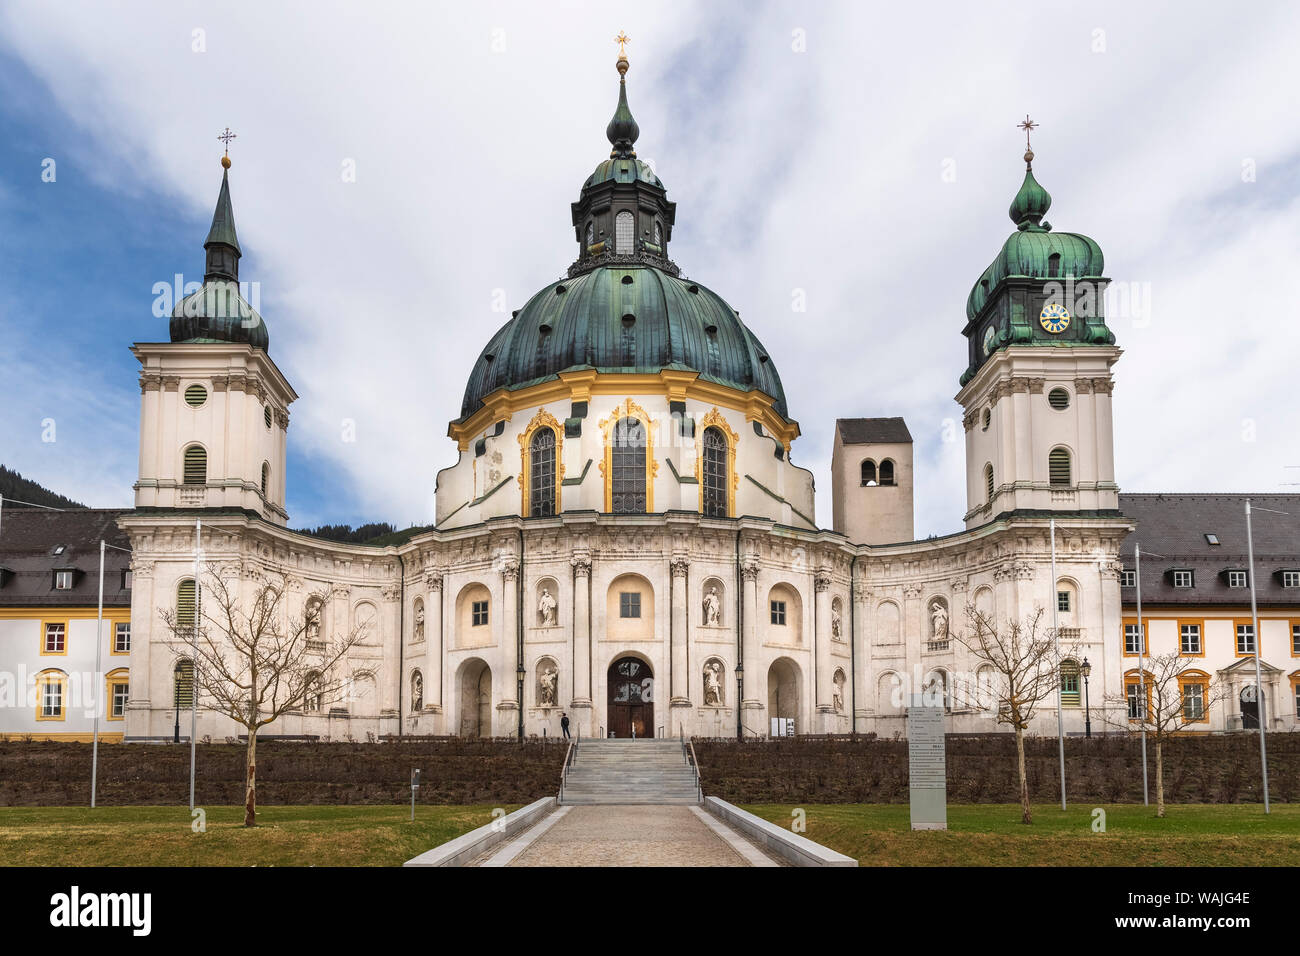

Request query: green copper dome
[
  {"left": 584, "top": 157, "right": 663, "bottom": 189},
  {"left": 458, "top": 265, "right": 789, "bottom": 421},
  {"left": 169, "top": 163, "right": 270, "bottom": 351}
]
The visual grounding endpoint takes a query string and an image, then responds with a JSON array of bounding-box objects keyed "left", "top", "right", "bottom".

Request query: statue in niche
[
  {"left": 538, "top": 663, "right": 558, "bottom": 706},
  {"left": 538, "top": 587, "right": 556, "bottom": 626},
  {"left": 930, "top": 601, "right": 949, "bottom": 640},
  {"left": 831, "top": 603, "right": 842, "bottom": 640},
  {"left": 703, "top": 586, "right": 721, "bottom": 626},
  {"left": 703, "top": 660, "right": 724, "bottom": 706},
  {"left": 413, "top": 600, "right": 425, "bottom": 643},
  {"left": 412, "top": 673, "right": 424, "bottom": 712},
  {"left": 832, "top": 670, "right": 846, "bottom": 713}
]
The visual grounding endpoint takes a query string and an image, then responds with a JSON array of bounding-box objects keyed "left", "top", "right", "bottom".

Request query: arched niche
[
  {"left": 876, "top": 600, "right": 901, "bottom": 645},
  {"left": 702, "top": 656, "right": 727, "bottom": 706},
  {"left": 457, "top": 658, "right": 492, "bottom": 737},
  {"left": 535, "top": 656, "right": 560, "bottom": 708},
  {"left": 535, "top": 576, "right": 560, "bottom": 628},
  {"left": 767, "top": 657, "right": 802, "bottom": 733},
  {"left": 455, "top": 582, "right": 493, "bottom": 648},
  {"left": 766, "top": 583, "right": 803, "bottom": 644},
  {"left": 700, "top": 576, "right": 726, "bottom": 627},
  {"left": 606, "top": 572, "right": 654, "bottom": 642}
]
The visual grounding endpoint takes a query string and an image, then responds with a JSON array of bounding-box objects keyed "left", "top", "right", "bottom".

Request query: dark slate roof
[
  {"left": 0, "top": 509, "right": 132, "bottom": 608},
  {"left": 1118, "top": 493, "right": 1300, "bottom": 608},
  {"left": 836, "top": 417, "right": 913, "bottom": 445}
]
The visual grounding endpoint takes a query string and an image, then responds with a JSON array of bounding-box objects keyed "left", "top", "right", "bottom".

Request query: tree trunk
[
  {"left": 1015, "top": 725, "right": 1031, "bottom": 824},
  {"left": 1154, "top": 735, "right": 1165, "bottom": 819},
  {"left": 243, "top": 729, "right": 257, "bottom": 828}
]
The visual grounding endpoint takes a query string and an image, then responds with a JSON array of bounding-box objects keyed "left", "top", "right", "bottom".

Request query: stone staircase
[{"left": 559, "top": 738, "right": 702, "bottom": 806}]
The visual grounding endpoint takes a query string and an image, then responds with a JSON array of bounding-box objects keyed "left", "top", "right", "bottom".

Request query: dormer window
[
  {"left": 1281, "top": 570, "right": 1300, "bottom": 589},
  {"left": 53, "top": 569, "right": 74, "bottom": 590},
  {"left": 1225, "top": 570, "right": 1248, "bottom": 589},
  {"left": 1120, "top": 568, "right": 1136, "bottom": 587},
  {"left": 1171, "top": 569, "right": 1194, "bottom": 589}
]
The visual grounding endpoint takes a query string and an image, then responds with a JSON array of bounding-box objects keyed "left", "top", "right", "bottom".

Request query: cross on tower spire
[
  {"left": 1018, "top": 115, "right": 1038, "bottom": 167},
  {"left": 217, "top": 127, "right": 237, "bottom": 168}
]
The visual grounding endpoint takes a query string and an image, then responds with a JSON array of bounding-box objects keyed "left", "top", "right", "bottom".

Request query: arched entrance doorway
[
  {"left": 768, "top": 658, "right": 801, "bottom": 736},
  {"left": 459, "top": 659, "right": 492, "bottom": 737},
  {"left": 1240, "top": 684, "right": 1259, "bottom": 730},
  {"left": 607, "top": 656, "right": 653, "bottom": 738}
]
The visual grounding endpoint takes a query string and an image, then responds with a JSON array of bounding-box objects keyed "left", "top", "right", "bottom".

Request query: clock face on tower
[
  {"left": 982, "top": 326, "right": 996, "bottom": 356},
  {"left": 1039, "top": 302, "right": 1071, "bottom": 334}
]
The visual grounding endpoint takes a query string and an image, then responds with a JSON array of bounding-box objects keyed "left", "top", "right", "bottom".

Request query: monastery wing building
[{"left": 114, "top": 53, "right": 1139, "bottom": 743}]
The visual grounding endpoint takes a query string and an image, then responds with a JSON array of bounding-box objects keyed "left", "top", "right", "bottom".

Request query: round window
[
  {"left": 184, "top": 384, "right": 207, "bottom": 408},
  {"left": 1048, "top": 388, "right": 1070, "bottom": 410}
]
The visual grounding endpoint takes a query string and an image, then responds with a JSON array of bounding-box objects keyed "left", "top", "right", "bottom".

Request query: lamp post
[
  {"left": 1080, "top": 657, "right": 1092, "bottom": 739},
  {"left": 516, "top": 664, "right": 526, "bottom": 741},
  {"left": 173, "top": 660, "right": 183, "bottom": 744}
]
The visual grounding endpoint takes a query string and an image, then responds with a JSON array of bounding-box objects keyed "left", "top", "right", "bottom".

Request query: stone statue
[
  {"left": 703, "top": 586, "right": 720, "bottom": 626},
  {"left": 703, "top": 660, "right": 724, "bottom": 706},
  {"left": 538, "top": 587, "right": 557, "bottom": 627},
  {"left": 538, "top": 664, "right": 557, "bottom": 706},
  {"left": 831, "top": 603, "right": 842, "bottom": 640},
  {"left": 412, "top": 673, "right": 423, "bottom": 712},
  {"left": 930, "top": 601, "right": 948, "bottom": 639},
  {"left": 413, "top": 601, "right": 425, "bottom": 643},
  {"left": 832, "top": 670, "right": 845, "bottom": 713}
]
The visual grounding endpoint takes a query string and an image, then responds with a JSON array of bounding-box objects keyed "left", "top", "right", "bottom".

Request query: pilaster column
[
  {"left": 501, "top": 560, "right": 519, "bottom": 710},
  {"left": 571, "top": 552, "right": 592, "bottom": 709},
  {"left": 381, "top": 583, "right": 401, "bottom": 715},
  {"left": 815, "top": 570, "right": 834, "bottom": 721},
  {"left": 425, "top": 571, "right": 443, "bottom": 714},
  {"left": 852, "top": 582, "right": 872, "bottom": 730},
  {"left": 670, "top": 555, "right": 690, "bottom": 708},
  {"left": 740, "top": 559, "right": 761, "bottom": 712}
]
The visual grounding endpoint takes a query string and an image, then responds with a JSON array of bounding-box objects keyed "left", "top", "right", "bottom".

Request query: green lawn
[
  {"left": 740, "top": 803, "right": 1300, "bottom": 866},
  {"left": 0, "top": 804, "right": 519, "bottom": 867}
]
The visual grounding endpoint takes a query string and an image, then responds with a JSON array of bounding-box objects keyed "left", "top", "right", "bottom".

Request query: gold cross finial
[
  {"left": 1017, "top": 115, "right": 1038, "bottom": 166},
  {"left": 218, "top": 127, "right": 237, "bottom": 168},
  {"left": 615, "top": 31, "right": 630, "bottom": 57}
]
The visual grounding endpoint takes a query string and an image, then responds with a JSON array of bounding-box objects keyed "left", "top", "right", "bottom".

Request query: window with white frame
[
  {"left": 1120, "top": 569, "right": 1136, "bottom": 587},
  {"left": 1227, "top": 570, "right": 1247, "bottom": 588},
  {"left": 1179, "top": 623, "right": 1202, "bottom": 655},
  {"left": 1172, "top": 570, "right": 1193, "bottom": 588},
  {"left": 114, "top": 622, "right": 131, "bottom": 653},
  {"left": 1182, "top": 682, "right": 1205, "bottom": 722},
  {"left": 1056, "top": 590, "right": 1071, "bottom": 613},
  {"left": 53, "top": 570, "right": 74, "bottom": 590},
  {"left": 1124, "top": 622, "right": 1144, "bottom": 655},
  {"left": 41, "top": 677, "right": 64, "bottom": 719},
  {"left": 1236, "top": 623, "right": 1256, "bottom": 655},
  {"left": 1282, "top": 570, "right": 1300, "bottom": 589},
  {"left": 43, "top": 622, "right": 66, "bottom": 654},
  {"left": 1126, "top": 680, "right": 1145, "bottom": 720}
]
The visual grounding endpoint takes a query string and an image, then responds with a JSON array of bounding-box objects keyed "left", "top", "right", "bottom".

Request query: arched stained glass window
[{"left": 615, "top": 211, "right": 634, "bottom": 254}]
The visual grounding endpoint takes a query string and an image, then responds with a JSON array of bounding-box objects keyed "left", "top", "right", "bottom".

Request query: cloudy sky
[{"left": 2, "top": 0, "right": 1298, "bottom": 536}]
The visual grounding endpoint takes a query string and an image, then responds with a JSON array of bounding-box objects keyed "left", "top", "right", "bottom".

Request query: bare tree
[
  {"left": 161, "top": 563, "right": 367, "bottom": 827},
  {"left": 1103, "top": 652, "right": 1226, "bottom": 818},
  {"left": 952, "top": 606, "right": 1072, "bottom": 825}
]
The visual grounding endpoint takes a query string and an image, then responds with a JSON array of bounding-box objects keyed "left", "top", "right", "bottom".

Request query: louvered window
[
  {"left": 702, "top": 427, "right": 728, "bottom": 517},
  {"left": 261, "top": 462, "right": 270, "bottom": 498},
  {"left": 984, "top": 464, "right": 994, "bottom": 503},
  {"left": 176, "top": 579, "right": 196, "bottom": 629},
  {"left": 174, "top": 659, "right": 195, "bottom": 708},
  {"left": 182, "top": 445, "right": 206, "bottom": 485},
  {"left": 1048, "top": 448, "right": 1071, "bottom": 486},
  {"left": 1048, "top": 388, "right": 1070, "bottom": 410},
  {"left": 529, "top": 428, "right": 557, "bottom": 517},
  {"left": 184, "top": 384, "right": 207, "bottom": 407},
  {"left": 1059, "top": 661, "right": 1080, "bottom": 706}
]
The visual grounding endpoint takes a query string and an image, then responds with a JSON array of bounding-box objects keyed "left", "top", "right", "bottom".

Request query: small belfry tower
[
  {"left": 132, "top": 137, "right": 297, "bottom": 525},
  {"left": 957, "top": 119, "right": 1121, "bottom": 529}
]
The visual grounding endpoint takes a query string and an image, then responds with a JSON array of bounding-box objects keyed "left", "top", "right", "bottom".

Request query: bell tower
[
  {"left": 133, "top": 147, "right": 297, "bottom": 525},
  {"left": 956, "top": 121, "right": 1121, "bottom": 529}
]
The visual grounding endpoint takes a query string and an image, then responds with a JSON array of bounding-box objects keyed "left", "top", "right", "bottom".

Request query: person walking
[{"left": 560, "top": 712, "right": 571, "bottom": 739}]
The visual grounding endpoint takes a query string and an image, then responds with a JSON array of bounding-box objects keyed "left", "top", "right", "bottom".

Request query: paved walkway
[{"left": 476, "top": 805, "right": 782, "bottom": 867}]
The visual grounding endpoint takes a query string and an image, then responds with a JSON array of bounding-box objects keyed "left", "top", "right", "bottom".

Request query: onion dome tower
[
  {"left": 955, "top": 119, "right": 1121, "bottom": 529},
  {"left": 168, "top": 153, "right": 270, "bottom": 351}
]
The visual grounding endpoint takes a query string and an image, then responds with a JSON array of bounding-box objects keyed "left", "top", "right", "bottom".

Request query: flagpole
[
  {"left": 189, "top": 518, "right": 200, "bottom": 813},
  {"left": 1135, "top": 543, "right": 1149, "bottom": 805},
  {"left": 91, "top": 539, "right": 104, "bottom": 808},
  {"left": 1244, "top": 500, "right": 1270, "bottom": 813},
  {"left": 1050, "top": 519, "right": 1066, "bottom": 810}
]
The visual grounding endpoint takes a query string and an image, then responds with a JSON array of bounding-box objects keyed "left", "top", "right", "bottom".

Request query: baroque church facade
[{"left": 118, "top": 53, "right": 1133, "bottom": 742}]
